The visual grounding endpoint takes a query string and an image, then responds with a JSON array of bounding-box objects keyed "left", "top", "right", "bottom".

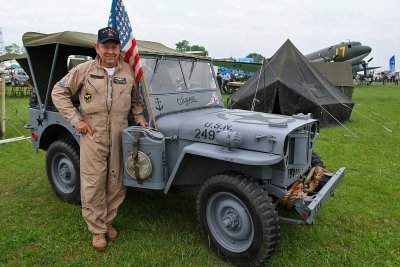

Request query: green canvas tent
[
  {"left": 228, "top": 40, "right": 354, "bottom": 126},
  {"left": 311, "top": 62, "right": 354, "bottom": 99}
]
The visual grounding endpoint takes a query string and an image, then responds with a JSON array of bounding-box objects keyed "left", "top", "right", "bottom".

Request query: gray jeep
[{"left": 23, "top": 31, "right": 344, "bottom": 266}]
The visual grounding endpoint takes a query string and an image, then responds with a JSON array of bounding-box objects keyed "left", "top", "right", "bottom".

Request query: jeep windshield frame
[
  {"left": 140, "top": 55, "right": 223, "bottom": 123},
  {"left": 142, "top": 57, "right": 218, "bottom": 94}
]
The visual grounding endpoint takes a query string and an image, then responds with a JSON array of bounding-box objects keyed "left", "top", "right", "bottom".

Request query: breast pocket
[
  {"left": 79, "top": 79, "right": 104, "bottom": 115},
  {"left": 113, "top": 79, "right": 134, "bottom": 115}
]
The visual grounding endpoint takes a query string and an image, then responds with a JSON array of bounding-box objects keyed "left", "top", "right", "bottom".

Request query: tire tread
[
  {"left": 196, "top": 173, "right": 280, "bottom": 266},
  {"left": 46, "top": 139, "right": 80, "bottom": 204}
]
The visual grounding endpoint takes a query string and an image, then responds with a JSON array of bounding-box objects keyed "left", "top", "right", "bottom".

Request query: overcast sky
[{"left": 1, "top": 0, "right": 399, "bottom": 70}]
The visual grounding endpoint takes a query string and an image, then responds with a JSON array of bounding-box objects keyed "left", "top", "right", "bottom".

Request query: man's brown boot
[
  {"left": 106, "top": 224, "right": 118, "bottom": 241},
  {"left": 92, "top": 233, "right": 107, "bottom": 252}
]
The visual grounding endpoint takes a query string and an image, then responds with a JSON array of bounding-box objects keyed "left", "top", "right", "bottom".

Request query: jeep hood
[{"left": 156, "top": 107, "right": 318, "bottom": 154}]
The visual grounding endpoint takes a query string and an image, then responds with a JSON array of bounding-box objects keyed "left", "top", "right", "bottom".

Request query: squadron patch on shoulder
[
  {"left": 83, "top": 90, "right": 93, "bottom": 103},
  {"left": 56, "top": 76, "right": 69, "bottom": 87},
  {"left": 113, "top": 77, "right": 126, "bottom": 84}
]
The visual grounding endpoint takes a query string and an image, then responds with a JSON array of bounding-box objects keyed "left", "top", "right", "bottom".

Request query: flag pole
[
  {"left": 140, "top": 76, "right": 157, "bottom": 129},
  {"left": 107, "top": 0, "right": 157, "bottom": 129}
]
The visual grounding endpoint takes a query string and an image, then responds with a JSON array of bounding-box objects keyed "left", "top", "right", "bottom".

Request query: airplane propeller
[
  {"left": 318, "top": 53, "right": 331, "bottom": 62},
  {"left": 318, "top": 53, "right": 339, "bottom": 62},
  {"left": 361, "top": 57, "right": 373, "bottom": 78}
]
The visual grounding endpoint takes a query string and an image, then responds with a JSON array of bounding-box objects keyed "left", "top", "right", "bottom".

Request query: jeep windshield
[{"left": 141, "top": 57, "right": 218, "bottom": 93}]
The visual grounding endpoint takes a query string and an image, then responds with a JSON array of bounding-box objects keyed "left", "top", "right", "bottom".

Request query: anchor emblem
[{"left": 155, "top": 97, "right": 164, "bottom": 111}]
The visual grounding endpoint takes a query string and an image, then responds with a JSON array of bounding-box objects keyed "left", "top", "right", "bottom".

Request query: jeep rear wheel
[
  {"left": 196, "top": 174, "right": 279, "bottom": 266},
  {"left": 46, "top": 139, "right": 80, "bottom": 204}
]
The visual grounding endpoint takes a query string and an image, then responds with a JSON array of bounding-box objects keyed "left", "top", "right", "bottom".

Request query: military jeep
[{"left": 23, "top": 31, "right": 344, "bottom": 266}]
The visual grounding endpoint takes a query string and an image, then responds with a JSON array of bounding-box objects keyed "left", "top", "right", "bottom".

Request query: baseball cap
[{"left": 97, "top": 27, "right": 120, "bottom": 44}]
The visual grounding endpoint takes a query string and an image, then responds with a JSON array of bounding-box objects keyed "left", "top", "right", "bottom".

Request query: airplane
[
  {"left": 304, "top": 41, "right": 378, "bottom": 74},
  {"left": 213, "top": 41, "right": 379, "bottom": 76}
]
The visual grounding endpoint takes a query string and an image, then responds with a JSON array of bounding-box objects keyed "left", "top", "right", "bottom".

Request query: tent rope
[
  {"left": 341, "top": 103, "right": 393, "bottom": 133},
  {"left": 366, "top": 109, "right": 398, "bottom": 125},
  {"left": 302, "top": 86, "right": 359, "bottom": 138},
  {"left": 6, "top": 102, "right": 27, "bottom": 125},
  {"left": 251, "top": 59, "right": 265, "bottom": 111},
  {"left": 352, "top": 103, "right": 398, "bottom": 126},
  {"left": 318, "top": 104, "right": 359, "bottom": 138},
  {"left": 251, "top": 58, "right": 279, "bottom": 111},
  {"left": 0, "top": 114, "right": 31, "bottom": 143}
]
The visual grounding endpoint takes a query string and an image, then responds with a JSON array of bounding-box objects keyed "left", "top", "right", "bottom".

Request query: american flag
[{"left": 108, "top": 0, "right": 143, "bottom": 82}]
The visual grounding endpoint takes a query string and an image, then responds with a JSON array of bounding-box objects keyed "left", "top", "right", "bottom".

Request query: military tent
[
  {"left": 228, "top": 39, "right": 354, "bottom": 126},
  {"left": 311, "top": 61, "right": 354, "bottom": 99}
]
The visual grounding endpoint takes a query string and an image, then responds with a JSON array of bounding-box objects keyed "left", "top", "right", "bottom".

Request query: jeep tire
[
  {"left": 196, "top": 174, "right": 279, "bottom": 266},
  {"left": 46, "top": 139, "right": 80, "bottom": 204},
  {"left": 311, "top": 151, "right": 325, "bottom": 168}
]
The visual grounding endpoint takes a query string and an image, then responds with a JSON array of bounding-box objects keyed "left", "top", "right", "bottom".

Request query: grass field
[{"left": 0, "top": 83, "right": 399, "bottom": 266}]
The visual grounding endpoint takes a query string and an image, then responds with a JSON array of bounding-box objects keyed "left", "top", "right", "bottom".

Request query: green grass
[{"left": 1, "top": 83, "right": 399, "bottom": 266}]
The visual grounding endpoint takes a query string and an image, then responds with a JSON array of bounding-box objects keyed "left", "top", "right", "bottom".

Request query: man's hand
[
  {"left": 138, "top": 121, "right": 148, "bottom": 127},
  {"left": 75, "top": 121, "right": 93, "bottom": 136}
]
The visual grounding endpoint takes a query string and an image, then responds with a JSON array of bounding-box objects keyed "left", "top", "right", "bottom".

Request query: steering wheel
[
  {"left": 188, "top": 82, "right": 200, "bottom": 89},
  {"left": 176, "top": 81, "right": 185, "bottom": 91}
]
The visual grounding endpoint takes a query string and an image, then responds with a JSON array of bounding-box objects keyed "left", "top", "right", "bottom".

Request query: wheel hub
[
  {"left": 52, "top": 153, "right": 76, "bottom": 193},
  {"left": 58, "top": 163, "right": 71, "bottom": 181},
  {"left": 57, "top": 158, "right": 74, "bottom": 185},
  {"left": 222, "top": 209, "right": 240, "bottom": 229},
  {"left": 206, "top": 192, "right": 254, "bottom": 253}
]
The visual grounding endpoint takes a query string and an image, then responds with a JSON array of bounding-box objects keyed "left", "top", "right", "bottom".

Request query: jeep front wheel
[
  {"left": 196, "top": 174, "right": 279, "bottom": 266},
  {"left": 46, "top": 139, "right": 80, "bottom": 204}
]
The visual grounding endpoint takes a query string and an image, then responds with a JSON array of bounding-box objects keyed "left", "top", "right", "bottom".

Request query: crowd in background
[
  {"left": 216, "top": 68, "right": 253, "bottom": 93},
  {"left": 355, "top": 71, "right": 399, "bottom": 85}
]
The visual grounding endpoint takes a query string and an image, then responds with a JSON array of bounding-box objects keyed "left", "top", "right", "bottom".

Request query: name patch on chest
[
  {"left": 90, "top": 74, "right": 104, "bottom": 79},
  {"left": 113, "top": 77, "right": 127, "bottom": 84}
]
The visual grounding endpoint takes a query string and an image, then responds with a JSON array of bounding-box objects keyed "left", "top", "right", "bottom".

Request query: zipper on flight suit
[
  {"left": 107, "top": 74, "right": 113, "bottom": 113},
  {"left": 105, "top": 71, "right": 113, "bottom": 150}
]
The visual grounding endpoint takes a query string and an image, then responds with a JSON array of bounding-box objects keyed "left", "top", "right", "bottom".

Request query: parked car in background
[{"left": 11, "top": 68, "right": 29, "bottom": 86}]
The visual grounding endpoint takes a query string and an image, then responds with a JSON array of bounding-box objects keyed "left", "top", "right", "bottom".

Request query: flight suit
[{"left": 52, "top": 56, "right": 145, "bottom": 234}]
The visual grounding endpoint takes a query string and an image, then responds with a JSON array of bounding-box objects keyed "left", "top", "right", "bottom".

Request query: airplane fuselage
[
  {"left": 304, "top": 41, "right": 371, "bottom": 67},
  {"left": 213, "top": 41, "right": 374, "bottom": 75}
]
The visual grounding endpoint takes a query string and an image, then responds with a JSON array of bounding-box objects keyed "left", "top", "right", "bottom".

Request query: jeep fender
[{"left": 163, "top": 142, "right": 282, "bottom": 193}]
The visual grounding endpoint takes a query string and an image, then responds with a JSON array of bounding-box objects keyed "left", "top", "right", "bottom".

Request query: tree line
[
  {"left": 3, "top": 40, "right": 264, "bottom": 62},
  {"left": 2, "top": 43, "right": 24, "bottom": 54},
  {"left": 175, "top": 40, "right": 264, "bottom": 62}
]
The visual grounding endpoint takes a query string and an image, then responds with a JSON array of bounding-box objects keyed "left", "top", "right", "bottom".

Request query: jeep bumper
[{"left": 281, "top": 167, "right": 345, "bottom": 224}]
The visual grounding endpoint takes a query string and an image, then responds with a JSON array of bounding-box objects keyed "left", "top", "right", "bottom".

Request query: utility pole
[
  {"left": 1, "top": 71, "right": 5, "bottom": 139},
  {"left": 1, "top": 27, "right": 6, "bottom": 139}
]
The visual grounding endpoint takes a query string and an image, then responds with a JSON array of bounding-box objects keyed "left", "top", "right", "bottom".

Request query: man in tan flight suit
[{"left": 52, "top": 27, "right": 147, "bottom": 252}]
